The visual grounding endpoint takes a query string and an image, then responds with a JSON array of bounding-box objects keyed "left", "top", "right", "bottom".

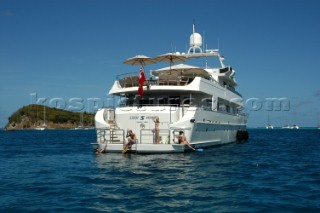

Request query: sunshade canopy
[
  {"left": 153, "top": 53, "right": 188, "bottom": 63},
  {"left": 124, "top": 55, "right": 156, "bottom": 66}
]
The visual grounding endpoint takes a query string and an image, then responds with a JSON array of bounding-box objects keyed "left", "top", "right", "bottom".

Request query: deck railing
[
  {"left": 140, "top": 128, "right": 171, "bottom": 144},
  {"left": 96, "top": 128, "right": 174, "bottom": 145},
  {"left": 116, "top": 73, "right": 196, "bottom": 88},
  {"left": 96, "top": 128, "right": 125, "bottom": 144}
]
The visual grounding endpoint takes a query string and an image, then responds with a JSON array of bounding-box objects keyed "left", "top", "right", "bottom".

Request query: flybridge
[{"left": 182, "top": 51, "right": 226, "bottom": 69}]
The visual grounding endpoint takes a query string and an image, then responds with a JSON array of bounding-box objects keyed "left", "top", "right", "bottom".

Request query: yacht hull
[{"left": 93, "top": 106, "right": 247, "bottom": 154}]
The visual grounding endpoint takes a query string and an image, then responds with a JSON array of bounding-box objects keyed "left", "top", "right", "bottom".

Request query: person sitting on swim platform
[
  {"left": 178, "top": 131, "right": 195, "bottom": 151},
  {"left": 124, "top": 129, "right": 137, "bottom": 150}
]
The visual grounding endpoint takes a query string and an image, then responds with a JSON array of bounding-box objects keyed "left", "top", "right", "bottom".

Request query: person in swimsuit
[
  {"left": 123, "top": 129, "right": 137, "bottom": 152},
  {"left": 153, "top": 116, "right": 160, "bottom": 144},
  {"left": 95, "top": 147, "right": 106, "bottom": 154},
  {"left": 178, "top": 131, "right": 195, "bottom": 150},
  {"left": 95, "top": 144, "right": 107, "bottom": 154}
]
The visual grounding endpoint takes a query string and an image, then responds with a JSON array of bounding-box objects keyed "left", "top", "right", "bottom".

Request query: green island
[{"left": 4, "top": 104, "right": 94, "bottom": 130}]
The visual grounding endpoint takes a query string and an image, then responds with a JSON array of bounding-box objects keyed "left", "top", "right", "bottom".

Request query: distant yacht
[
  {"left": 281, "top": 113, "right": 299, "bottom": 129},
  {"left": 282, "top": 124, "right": 291, "bottom": 129},
  {"left": 35, "top": 102, "right": 47, "bottom": 131},
  {"left": 282, "top": 124, "right": 299, "bottom": 129}
]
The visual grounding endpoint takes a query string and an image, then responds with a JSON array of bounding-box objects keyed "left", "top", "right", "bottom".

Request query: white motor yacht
[{"left": 92, "top": 24, "right": 248, "bottom": 153}]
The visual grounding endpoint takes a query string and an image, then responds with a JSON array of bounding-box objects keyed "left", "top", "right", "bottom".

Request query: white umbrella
[
  {"left": 153, "top": 53, "right": 188, "bottom": 73},
  {"left": 154, "top": 53, "right": 187, "bottom": 63},
  {"left": 123, "top": 55, "right": 156, "bottom": 92},
  {"left": 124, "top": 55, "right": 156, "bottom": 67}
]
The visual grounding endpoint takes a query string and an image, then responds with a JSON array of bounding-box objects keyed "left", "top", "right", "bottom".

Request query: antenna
[
  {"left": 202, "top": 31, "right": 205, "bottom": 51},
  {"left": 192, "top": 20, "right": 195, "bottom": 53},
  {"left": 193, "top": 18, "right": 195, "bottom": 33}
]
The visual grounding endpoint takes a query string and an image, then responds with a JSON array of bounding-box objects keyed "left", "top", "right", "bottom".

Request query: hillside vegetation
[{"left": 5, "top": 104, "right": 95, "bottom": 129}]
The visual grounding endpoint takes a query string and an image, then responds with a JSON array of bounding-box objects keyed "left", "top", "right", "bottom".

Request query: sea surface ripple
[{"left": 0, "top": 129, "right": 319, "bottom": 212}]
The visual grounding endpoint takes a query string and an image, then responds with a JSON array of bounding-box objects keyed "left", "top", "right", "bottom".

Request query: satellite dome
[
  {"left": 190, "top": 32, "right": 202, "bottom": 47},
  {"left": 187, "top": 23, "right": 203, "bottom": 54}
]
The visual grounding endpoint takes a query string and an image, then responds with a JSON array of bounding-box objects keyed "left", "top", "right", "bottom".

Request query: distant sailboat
[
  {"left": 266, "top": 124, "right": 274, "bottom": 129},
  {"left": 266, "top": 112, "right": 273, "bottom": 129},
  {"left": 282, "top": 113, "right": 291, "bottom": 129},
  {"left": 290, "top": 112, "right": 299, "bottom": 129},
  {"left": 35, "top": 101, "right": 47, "bottom": 131},
  {"left": 74, "top": 112, "right": 95, "bottom": 130},
  {"left": 74, "top": 112, "right": 84, "bottom": 130}
]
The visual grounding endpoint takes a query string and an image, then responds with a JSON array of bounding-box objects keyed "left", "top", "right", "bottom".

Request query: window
[{"left": 169, "top": 96, "right": 180, "bottom": 106}]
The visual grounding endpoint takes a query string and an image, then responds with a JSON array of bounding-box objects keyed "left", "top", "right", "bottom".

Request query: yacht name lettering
[{"left": 129, "top": 116, "right": 155, "bottom": 120}]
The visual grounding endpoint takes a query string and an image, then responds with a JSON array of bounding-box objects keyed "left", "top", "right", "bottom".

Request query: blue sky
[{"left": 1, "top": 0, "right": 319, "bottom": 128}]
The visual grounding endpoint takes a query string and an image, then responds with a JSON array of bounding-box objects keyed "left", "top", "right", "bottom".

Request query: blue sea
[{"left": 0, "top": 129, "right": 319, "bottom": 212}]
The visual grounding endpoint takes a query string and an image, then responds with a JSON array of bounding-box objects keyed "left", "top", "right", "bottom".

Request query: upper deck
[
  {"left": 110, "top": 63, "right": 238, "bottom": 96},
  {"left": 109, "top": 24, "right": 241, "bottom": 100}
]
